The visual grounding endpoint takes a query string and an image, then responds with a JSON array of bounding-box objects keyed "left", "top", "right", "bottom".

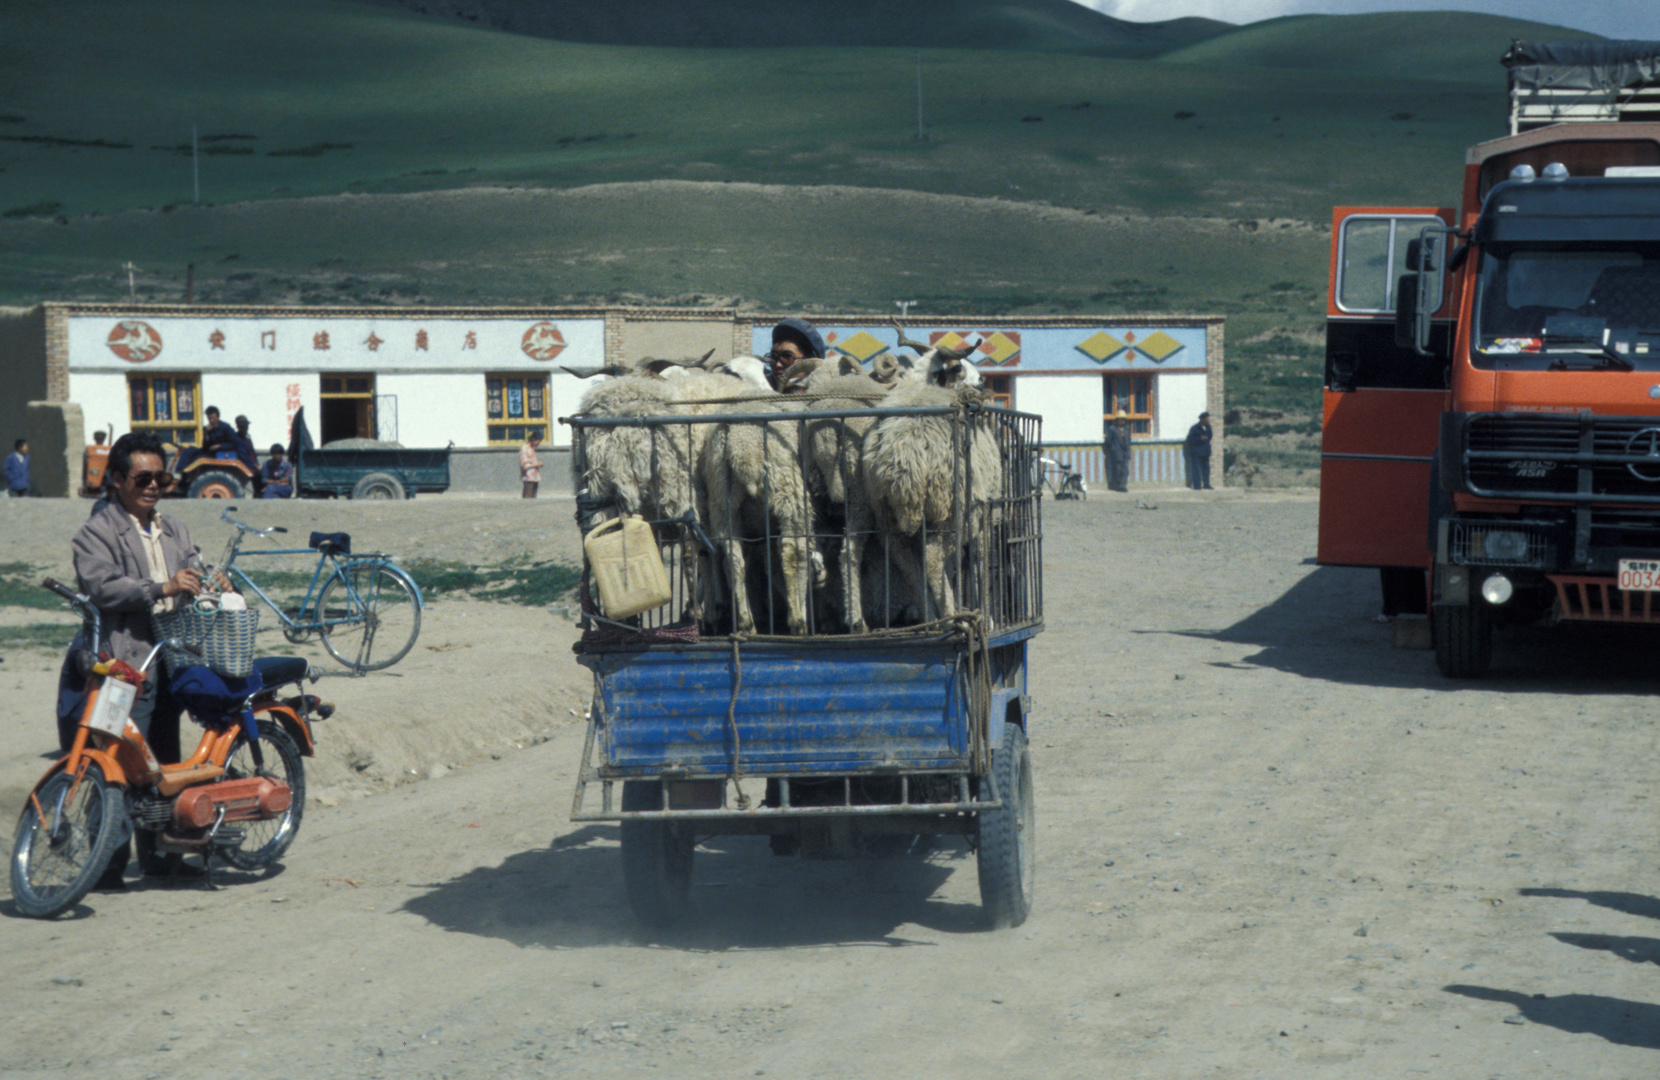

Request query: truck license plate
[{"left": 1618, "top": 559, "right": 1660, "bottom": 591}]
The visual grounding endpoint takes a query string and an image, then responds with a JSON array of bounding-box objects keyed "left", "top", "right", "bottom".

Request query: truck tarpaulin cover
[{"left": 1503, "top": 40, "right": 1660, "bottom": 93}]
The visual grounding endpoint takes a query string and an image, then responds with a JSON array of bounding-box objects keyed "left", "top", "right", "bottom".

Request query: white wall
[
  {"left": 1015, "top": 373, "right": 1104, "bottom": 444},
  {"left": 66, "top": 373, "right": 132, "bottom": 442},
  {"left": 1155, "top": 372, "right": 1208, "bottom": 441},
  {"left": 547, "top": 371, "right": 595, "bottom": 448},
  {"left": 377, "top": 373, "right": 486, "bottom": 447},
  {"left": 199, "top": 373, "right": 314, "bottom": 454}
]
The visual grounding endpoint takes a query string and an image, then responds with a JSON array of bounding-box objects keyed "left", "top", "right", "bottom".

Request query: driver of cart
[
  {"left": 764, "top": 318, "right": 827, "bottom": 390},
  {"left": 67, "top": 432, "right": 232, "bottom": 882},
  {"left": 172, "top": 405, "right": 239, "bottom": 476}
]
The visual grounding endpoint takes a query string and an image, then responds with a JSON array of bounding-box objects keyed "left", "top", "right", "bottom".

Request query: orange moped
[{"left": 10, "top": 579, "right": 331, "bottom": 918}]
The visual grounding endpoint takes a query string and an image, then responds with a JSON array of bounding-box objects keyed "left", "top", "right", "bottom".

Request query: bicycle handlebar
[{"left": 219, "top": 506, "right": 288, "bottom": 535}]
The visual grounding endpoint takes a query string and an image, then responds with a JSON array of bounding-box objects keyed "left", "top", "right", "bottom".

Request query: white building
[{"left": 1, "top": 304, "right": 1221, "bottom": 494}]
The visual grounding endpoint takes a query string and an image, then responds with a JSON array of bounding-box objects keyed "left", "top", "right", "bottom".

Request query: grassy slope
[
  {"left": 351, "top": 0, "right": 1232, "bottom": 56},
  {"left": 1157, "top": 11, "right": 1597, "bottom": 82},
  {"left": 0, "top": 1, "right": 1593, "bottom": 439},
  {"left": 0, "top": 0, "right": 1511, "bottom": 222}
]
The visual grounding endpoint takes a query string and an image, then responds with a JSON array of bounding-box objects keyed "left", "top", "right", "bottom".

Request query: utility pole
[
  {"left": 915, "top": 53, "right": 926, "bottom": 141},
  {"left": 895, "top": 300, "right": 917, "bottom": 319},
  {"left": 123, "top": 261, "right": 139, "bottom": 299}
]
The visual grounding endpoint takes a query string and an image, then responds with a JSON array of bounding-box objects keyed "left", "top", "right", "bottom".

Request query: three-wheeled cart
[{"left": 565, "top": 394, "right": 1044, "bottom": 928}]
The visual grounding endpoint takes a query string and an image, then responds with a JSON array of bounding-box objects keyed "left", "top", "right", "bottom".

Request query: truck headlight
[
  {"left": 1480, "top": 530, "right": 1529, "bottom": 561},
  {"left": 1481, "top": 573, "right": 1514, "bottom": 605}
]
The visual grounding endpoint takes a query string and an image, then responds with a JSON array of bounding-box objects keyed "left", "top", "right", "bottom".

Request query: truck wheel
[
  {"left": 187, "top": 472, "right": 246, "bottom": 500},
  {"left": 1433, "top": 602, "right": 1492, "bottom": 679},
  {"left": 977, "top": 722, "right": 1034, "bottom": 928},
  {"left": 620, "top": 781, "right": 694, "bottom": 928},
  {"left": 351, "top": 472, "right": 405, "bottom": 500}
]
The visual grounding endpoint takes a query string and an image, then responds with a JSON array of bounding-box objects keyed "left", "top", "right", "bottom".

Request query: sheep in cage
[
  {"left": 861, "top": 375, "right": 1005, "bottom": 625},
  {"left": 695, "top": 385, "right": 825, "bottom": 637},
  {"left": 779, "top": 354, "right": 895, "bottom": 632}
]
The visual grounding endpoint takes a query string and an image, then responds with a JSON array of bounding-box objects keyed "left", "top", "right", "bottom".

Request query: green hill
[
  {"left": 1158, "top": 11, "right": 1599, "bottom": 82},
  {"left": 351, "top": 0, "right": 1232, "bottom": 57},
  {"left": 0, "top": 0, "right": 1516, "bottom": 225}
]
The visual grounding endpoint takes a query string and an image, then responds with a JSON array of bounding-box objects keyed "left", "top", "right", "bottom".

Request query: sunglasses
[{"left": 124, "top": 471, "right": 172, "bottom": 489}]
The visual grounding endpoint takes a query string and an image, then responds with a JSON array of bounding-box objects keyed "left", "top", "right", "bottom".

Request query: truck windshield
[{"left": 1473, "top": 246, "right": 1660, "bottom": 369}]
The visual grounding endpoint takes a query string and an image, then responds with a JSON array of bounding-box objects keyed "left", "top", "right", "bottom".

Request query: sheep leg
[{"left": 840, "top": 504, "right": 871, "bottom": 634}]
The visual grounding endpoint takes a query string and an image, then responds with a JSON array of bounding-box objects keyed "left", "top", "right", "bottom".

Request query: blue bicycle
[{"left": 213, "top": 507, "right": 423, "bottom": 674}]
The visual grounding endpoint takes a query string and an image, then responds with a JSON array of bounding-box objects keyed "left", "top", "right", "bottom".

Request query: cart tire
[
  {"left": 1433, "top": 602, "right": 1492, "bottom": 679},
  {"left": 977, "top": 723, "right": 1035, "bottom": 928},
  {"left": 351, "top": 472, "right": 406, "bottom": 501},
  {"left": 187, "top": 472, "right": 246, "bottom": 500},
  {"left": 620, "top": 781, "right": 694, "bottom": 928}
]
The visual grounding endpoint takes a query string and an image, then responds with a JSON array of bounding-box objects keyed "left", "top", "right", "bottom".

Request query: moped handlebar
[{"left": 40, "top": 577, "right": 81, "bottom": 602}]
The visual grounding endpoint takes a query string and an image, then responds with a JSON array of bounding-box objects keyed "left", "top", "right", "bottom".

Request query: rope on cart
[{"left": 726, "top": 635, "right": 751, "bottom": 810}]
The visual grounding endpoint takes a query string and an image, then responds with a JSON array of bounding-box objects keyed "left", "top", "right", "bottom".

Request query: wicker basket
[{"left": 153, "top": 604, "right": 260, "bottom": 677}]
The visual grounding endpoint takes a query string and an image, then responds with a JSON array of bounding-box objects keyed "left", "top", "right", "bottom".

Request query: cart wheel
[
  {"left": 620, "top": 781, "right": 694, "bottom": 928},
  {"left": 977, "top": 722, "right": 1034, "bottom": 928},
  {"left": 351, "top": 472, "right": 406, "bottom": 500}
]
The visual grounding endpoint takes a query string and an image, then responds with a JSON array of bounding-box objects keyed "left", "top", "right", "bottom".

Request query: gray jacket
[{"left": 71, "top": 498, "right": 201, "bottom": 668}]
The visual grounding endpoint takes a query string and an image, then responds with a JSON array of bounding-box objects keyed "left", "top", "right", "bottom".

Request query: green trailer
[{"left": 286, "top": 407, "right": 451, "bottom": 500}]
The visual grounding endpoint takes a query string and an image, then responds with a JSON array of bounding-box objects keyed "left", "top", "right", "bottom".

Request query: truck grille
[{"left": 1466, "top": 413, "right": 1660, "bottom": 502}]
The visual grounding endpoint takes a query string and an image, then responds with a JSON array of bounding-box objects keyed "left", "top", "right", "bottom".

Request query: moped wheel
[
  {"left": 620, "top": 781, "right": 694, "bottom": 928},
  {"left": 317, "top": 563, "right": 421, "bottom": 673},
  {"left": 218, "top": 724, "right": 305, "bottom": 870},
  {"left": 10, "top": 765, "right": 124, "bottom": 918},
  {"left": 977, "top": 723, "right": 1035, "bottom": 929}
]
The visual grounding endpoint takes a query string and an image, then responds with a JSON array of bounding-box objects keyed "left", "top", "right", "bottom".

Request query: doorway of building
[{"left": 319, "top": 373, "right": 375, "bottom": 444}]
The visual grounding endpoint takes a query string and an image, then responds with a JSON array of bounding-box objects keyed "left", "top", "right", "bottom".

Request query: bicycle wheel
[
  {"left": 218, "top": 723, "right": 306, "bottom": 870},
  {"left": 317, "top": 562, "right": 421, "bottom": 672},
  {"left": 10, "top": 764, "right": 125, "bottom": 918}
]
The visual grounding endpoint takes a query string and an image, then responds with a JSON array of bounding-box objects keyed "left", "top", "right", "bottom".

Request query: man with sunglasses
[{"left": 68, "top": 431, "right": 221, "bottom": 884}]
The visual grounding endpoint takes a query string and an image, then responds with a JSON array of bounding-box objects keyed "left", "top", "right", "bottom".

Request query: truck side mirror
[{"left": 1394, "top": 274, "right": 1421, "bottom": 349}]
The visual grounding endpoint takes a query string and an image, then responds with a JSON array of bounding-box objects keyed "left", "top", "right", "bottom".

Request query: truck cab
[{"left": 1323, "top": 104, "right": 1660, "bottom": 676}]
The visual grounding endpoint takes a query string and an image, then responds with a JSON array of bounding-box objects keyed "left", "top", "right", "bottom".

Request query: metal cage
[{"left": 565, "top": 399, "right": 1044, "bottom": 641}]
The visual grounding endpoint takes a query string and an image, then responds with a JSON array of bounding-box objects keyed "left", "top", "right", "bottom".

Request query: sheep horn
[
  {"left": 560, "top": 363, "right": 620, "bottom": 379},
  {"left": 889, "top": 317, "right": 934, "bottom": 355}
]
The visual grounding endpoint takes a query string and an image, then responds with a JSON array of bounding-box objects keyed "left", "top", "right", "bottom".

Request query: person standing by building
[
  {"left": 519, "top": 430, "right": 545, "bottom": 499},
  {"left": 1184, "top": 412, "right": 1214, "bottom": 490},
  {"left": 5, "top": 438, "right": 29, "bottom": 496},
  {"left": 1103, "top": 411, "right": 1131, "bottom": 493}
]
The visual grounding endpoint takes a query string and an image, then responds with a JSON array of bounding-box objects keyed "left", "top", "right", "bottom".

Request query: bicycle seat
[
  {"left": 253, "top": 656, "right": 310, "bottom": 687},
  {"left": 309, "top": 531, "right": 352, "bottom": 556}
]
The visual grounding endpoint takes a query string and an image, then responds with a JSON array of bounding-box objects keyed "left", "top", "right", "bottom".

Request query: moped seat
[{"left": 253, "top": 656, "right": 310, "bottom": 688}]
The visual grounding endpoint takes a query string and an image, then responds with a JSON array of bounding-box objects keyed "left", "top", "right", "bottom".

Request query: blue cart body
[{"left": 580, "top": 630, "right": 1032, "bottom": 780}]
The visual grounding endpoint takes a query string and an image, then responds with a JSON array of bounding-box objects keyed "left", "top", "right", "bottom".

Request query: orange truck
[{"left": 1320, "top": 41, "right": 1660, "bottom": 677}]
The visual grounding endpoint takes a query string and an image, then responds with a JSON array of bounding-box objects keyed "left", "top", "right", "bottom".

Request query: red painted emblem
[
  {"left": 106, "top": 320, "right": 163, "bottom": 363},
  {"left": 521, "top": 322, "right": 567, "bottom": 362}
]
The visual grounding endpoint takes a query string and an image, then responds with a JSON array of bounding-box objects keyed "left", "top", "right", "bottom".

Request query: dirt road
[{"left": 3, "top": 491, "right": 1657, "bottom": 1079}]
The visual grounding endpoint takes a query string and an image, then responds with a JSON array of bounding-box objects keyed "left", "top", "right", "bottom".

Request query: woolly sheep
[{"left": 860, "top": 379, "right": 1004, "bottom": 622}]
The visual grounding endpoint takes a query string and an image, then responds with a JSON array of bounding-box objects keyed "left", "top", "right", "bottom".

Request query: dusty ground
[{"left": 2, "top": 489, "right": 1658, "bottom": 1079}]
